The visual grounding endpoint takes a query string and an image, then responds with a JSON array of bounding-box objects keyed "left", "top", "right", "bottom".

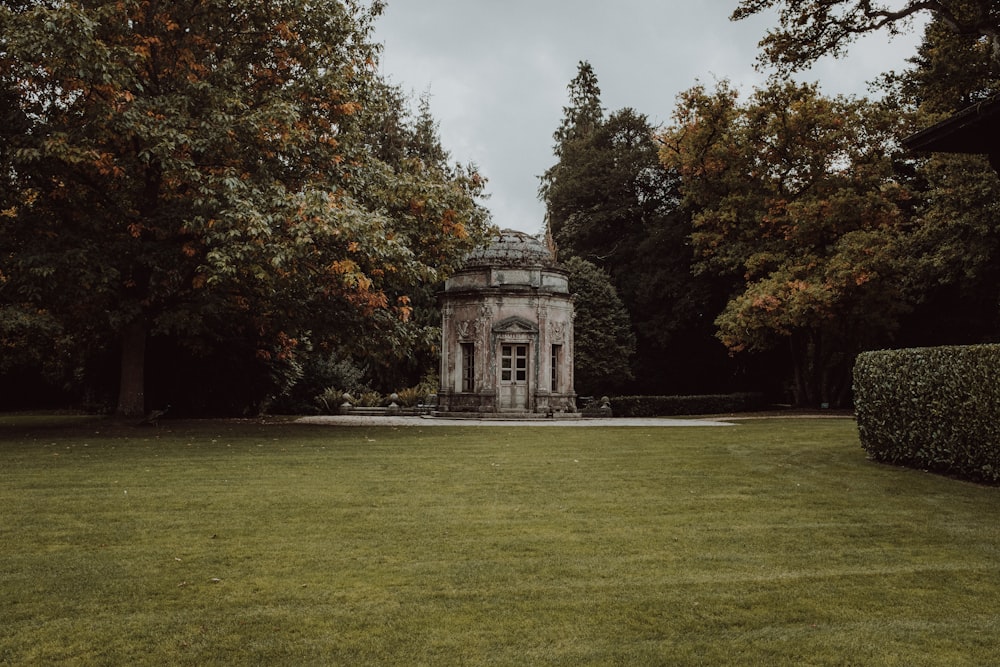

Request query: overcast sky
[{"left": 373, "top": 2, "right": 925, "bottom": 236}]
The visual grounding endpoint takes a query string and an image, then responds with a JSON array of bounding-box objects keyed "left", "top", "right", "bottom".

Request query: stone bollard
[
  {"left": 598, "top": 396, "right": 613, "bottom": 418},
  {"left": 386, "top": 392, "right": 401, "bottom": 416}
]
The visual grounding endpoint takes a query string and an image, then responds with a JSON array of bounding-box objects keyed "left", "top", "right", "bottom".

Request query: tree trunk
[
  {"left": 116, "top": 319, "right": 146, "bottom": 417},
  {"left": 790, "top": 330, "right": 823, "bottom": 408},
  {"left": 789, "top": 334, "right": 810, "bottom": 407}
]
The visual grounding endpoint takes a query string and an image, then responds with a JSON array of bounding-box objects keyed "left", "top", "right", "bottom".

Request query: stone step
[
  {"left": 429, "top": 411, "right": 582, "bottom": 421},
  {"left": 337, "top": 407, "right": 432, "bottom": 416}
]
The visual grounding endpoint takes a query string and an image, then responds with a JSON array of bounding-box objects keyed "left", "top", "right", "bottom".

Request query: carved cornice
[{"left": 492, "top": 316, "right": 539, "bottom": 334}]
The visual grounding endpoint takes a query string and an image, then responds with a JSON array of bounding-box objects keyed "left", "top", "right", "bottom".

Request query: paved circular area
[{"left": 296, "top": 415, "right": 736, "bottom": 427}]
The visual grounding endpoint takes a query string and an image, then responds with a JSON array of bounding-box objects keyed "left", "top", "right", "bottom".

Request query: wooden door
[{"left": 499, "top": 344, "right": 529, "bottom": 410}]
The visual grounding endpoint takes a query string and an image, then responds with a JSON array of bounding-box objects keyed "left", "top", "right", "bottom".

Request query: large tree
[
  {"left": 544, "top": 107, "right": 670, "bottom": 271},
  {"left": 660, "top": 79, "right": 914, "bottom": 406},
  {"left": 885, "top": 18, "right": 1000, "bottom": 346},
  {"left": 732, "top": 0, "right": 1000, "bottom": 74},
  {"left": 0, "top": 0, "right": 488, "bottom": 415},
  {"left": 541, "top": 63, "right": 729, "bottom": 394},
  {"left": 887, "top": 15, "right": 1000, "bottom": 111},
  {"left": 723, "top": 3, "right": 1000, "bottom": 402}
]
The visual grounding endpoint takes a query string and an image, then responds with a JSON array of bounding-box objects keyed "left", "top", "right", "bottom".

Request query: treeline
[
  {"left": 548, "top": 14, "right": 1000, "bottom": 406},
  {"left": 3, "top": 2, "right": 999, "bottom": 414},
  {"left": 0, "top": 1, "right": 491, "bottom": 416}
]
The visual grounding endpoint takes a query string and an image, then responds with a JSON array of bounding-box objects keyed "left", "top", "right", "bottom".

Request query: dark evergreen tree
[
  {"left": 888, "top": 19, "right": 1000, "bottom": 348},
  {"left": 563, "top": 256, "right": 635, "bottom": 396},
  {"left": 551, "top": 61, "right": 604, "bottom": 154},
  {"left": 541, "top": 64, "right": 734, "bottom": 394},
  {"left": 889, "top": 18, "right": 999, "bottom": 113}
]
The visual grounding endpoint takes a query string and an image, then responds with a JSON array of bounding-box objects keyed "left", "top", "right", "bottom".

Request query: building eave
[{"left": 903, "top": 95, "right": 1000, "bottom": 162}]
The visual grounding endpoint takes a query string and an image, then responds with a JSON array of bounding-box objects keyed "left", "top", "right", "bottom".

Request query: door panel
[{"left": 499, "top": 344, "right": 529, "bottom": 410}]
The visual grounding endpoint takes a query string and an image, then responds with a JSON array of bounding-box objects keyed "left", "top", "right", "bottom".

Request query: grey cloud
[{"left": 375, "top": 2, "right": 923, "bottom": 234}]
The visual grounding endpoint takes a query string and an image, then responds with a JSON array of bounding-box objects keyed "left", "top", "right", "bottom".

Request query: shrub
[
  {"left": 390, "top": 373, "right": 435, "bottom": 407},
  {"left": 609, "top": 393, "right": 767, "bottom": 418},
  {"left": 395, "top": 387, "right": 423, "bottom": 408},
  {"left": 315, "top": 387, "right": 347, "bottom": 415},
  {"left": 355, "top": 391, "right": 383, "bottom": 408},
  {"left": 853, "top": 344, "right": 1000, "bottom": 484}
]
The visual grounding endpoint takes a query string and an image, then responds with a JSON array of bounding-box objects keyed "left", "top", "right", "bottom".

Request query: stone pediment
[{"left": 492, "top": 316, "right": 538, "bottom": 334}]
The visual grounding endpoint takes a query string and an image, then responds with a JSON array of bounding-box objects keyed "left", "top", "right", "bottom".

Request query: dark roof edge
[{"left": 903, "top": 94, "right": 1000, "bottom": 153}]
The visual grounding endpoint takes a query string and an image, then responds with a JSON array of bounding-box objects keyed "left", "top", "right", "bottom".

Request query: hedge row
[
  {"left": 608, "top": 392, "right": 767, "bottom": 418},
  {"left": 853, "top": 344, "right": 1000, "bottom": 484}
]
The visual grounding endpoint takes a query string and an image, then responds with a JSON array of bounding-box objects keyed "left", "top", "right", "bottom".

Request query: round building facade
[{"left": 438, "top": 229, "right": 576, "bottom": 415}]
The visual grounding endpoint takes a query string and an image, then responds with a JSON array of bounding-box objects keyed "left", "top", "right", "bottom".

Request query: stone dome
[{"left": 461, "top": 229, "right": 555, "bottom": 269}]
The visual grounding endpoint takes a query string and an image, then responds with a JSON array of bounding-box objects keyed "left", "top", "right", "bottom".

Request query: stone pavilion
[{"left": 437, "top": 229, "right": 577, "bottom": 416}]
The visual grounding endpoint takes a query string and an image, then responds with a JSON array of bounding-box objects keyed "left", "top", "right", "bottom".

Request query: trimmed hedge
[
  {"left": 853, "top": 344, "right": 1000, "bottom": 484},
  {"left": 609, "top": 392, "right": 767, "bottom": 418}
]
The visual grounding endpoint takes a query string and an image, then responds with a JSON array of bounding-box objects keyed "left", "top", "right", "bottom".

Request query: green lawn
[{"left": 1, "top": 415, "right": 998, "bottom": 665}]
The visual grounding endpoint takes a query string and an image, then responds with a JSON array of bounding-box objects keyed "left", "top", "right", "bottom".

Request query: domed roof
[{"left": 461, "top": 229, "right": 555, "bottom": 269}]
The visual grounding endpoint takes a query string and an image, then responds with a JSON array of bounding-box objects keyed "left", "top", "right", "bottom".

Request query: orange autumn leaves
[{"left": 659, "top": 79, "right": 912, "bottom": 355}]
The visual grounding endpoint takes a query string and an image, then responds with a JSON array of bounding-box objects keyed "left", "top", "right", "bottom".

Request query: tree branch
[{"left": 733, "top": 0, "right": 1000, "bottom": 72}]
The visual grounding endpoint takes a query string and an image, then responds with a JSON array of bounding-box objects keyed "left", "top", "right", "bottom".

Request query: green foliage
[
  {"left": 314, "top": 381, "right": 430, "bottom": 413},
  {"left": 609, "top": 393, "right": 767, "bottom": 418},
  {"left": 563, "top": 256, "right": 635, "bottom": 395},
  {"left": 314, "top": 387, "right": 346, "bottom": 414},
  {"left": 541, "top": 63, "right": 720, "bottom": 394},
  {"left": 905, "top": 154, "right": 1000, "bottom": 285},
  {"left": 878, "top": 19, "right": 1000, "bottom": 348},
  {"left": 393, "top": 386, "right": 422, "bottom": 408},
  {"left": 854, "top": 344, "right": 1000, "bottom": 483},
  {"left": 308, "top": 353, "right": 383, "bottom": 414},
  {"left": 734, "top": 6, "right": 1000, "bottom": 369},
  {"left": 0, "top": 304, "right": 67, "bottom": 378},
  {"left": 545, "top": 107, "right": 671, "bottom": 267},
  {"left": 395, "top": 374, "right": 437, "bottom": 407},
  {"left": 660, "top": 79, "right": 916, "bottom": 406},
  {"left": 548, "top": 60, "right": 604, "bottom": 154},
  {"left": 884, "top": 17, "right": 1000, "bottom": 113},
  {"left": 731, "top": 0, "right": 1000, "bottom": 75},
  {"left": 0, "top": 0, "right": 489, "bottom": 415},
  {"left": 354, "top": 390, "right": 383, "bottom": 407},
  {"left": 896, "top": 152, "right": 1000, "bottom": 341},
  {"left": 269, "top": 352, "right": 368, "bottom": 415}
]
